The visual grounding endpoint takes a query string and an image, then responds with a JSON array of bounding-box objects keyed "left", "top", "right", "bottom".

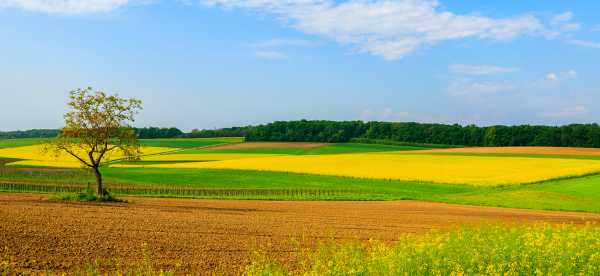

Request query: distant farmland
[{"left": 1, "top": 138, "right": 600, "bottom": 212}]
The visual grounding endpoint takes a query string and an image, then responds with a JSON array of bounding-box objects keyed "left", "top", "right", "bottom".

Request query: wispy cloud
[
  {"left": 550, "top": 12, "right": 580, "bottom": 32},
  {"left": 204, "top": 0, "right": 578, "bottom": 60},
  {"left": 254, "top": 50, "right": 287, "bottom": 60},
  {"left": 546, "top": 70, "right": 577, "bottom": 82},
  {"left": 569, "top": 39, "right": 600, "bottom": 49},
  {"left": 0, "top": 0, "right": 131, "bottom": 14},
  {"left": 450, "top": 64, "right": 517, "bottom": 76},
  {"left": 447, "top": 79, "right": 515, "bottom": 97},
  {"left": 541, "top": 105, "right": 588, "bottom": 119},
  {"left": 248, "top": 38, "right": 316, "bottom": 60}
]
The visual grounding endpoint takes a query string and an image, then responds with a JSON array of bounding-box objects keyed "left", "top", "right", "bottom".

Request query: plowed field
[{"left": 1, "top": 193, "right": 599, "bottom": 274}]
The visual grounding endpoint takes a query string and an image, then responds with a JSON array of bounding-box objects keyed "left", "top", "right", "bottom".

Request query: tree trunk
[{"left": 93, "top": 166, "right": 104, "bottom": 197}]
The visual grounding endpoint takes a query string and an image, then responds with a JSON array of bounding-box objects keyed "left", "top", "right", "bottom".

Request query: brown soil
[
  {"left": 418, "top": 146, "right": 600, "bottom": 156},
  {"left": 1, "top": 193, "right": 599, "bottom": 274},
  {"left": 209, "top": 142, "right": 327, "bottom": 150}
]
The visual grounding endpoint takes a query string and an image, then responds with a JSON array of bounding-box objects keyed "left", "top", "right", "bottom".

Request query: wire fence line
[{"left": 0, "top": 182, "right": 364, "bottom": 199}]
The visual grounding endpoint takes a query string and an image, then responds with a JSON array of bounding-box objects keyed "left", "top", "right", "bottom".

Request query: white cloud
[
  {"left": 546, "top": 70, "right": 577, "bottom": 82},
  {"left": 254, "top": 50, "right": 287, "bottom": 60},
  {"left": 0, "top": 0, "right": 130, "bottom": 14},
  {"left": 541, "top": 106, "right": 588, "bottom": 119},
  {"left": 550, "top": 12, "right": 580, "bottom": 32},
  {"left": 569, "top": 39, "right": 600, "bottom": 49},
  {"left": 248, "top": 38, "right": 316, "bottom": 59},
  {"left": 592, "top": 25, "right": 600, "bottom": 32},
  {"left": 204, "top": 0, "right": 578, "bottom": 60},
  {"left": 450, "top": 64, "right": 517, "bottom": 75}
]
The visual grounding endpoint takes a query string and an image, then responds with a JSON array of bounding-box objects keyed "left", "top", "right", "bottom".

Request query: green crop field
[
  {"left": 138, "top": 137, "right": 243, "bottom": 148},
  {"left": 0, "top": 138, "right": 51, "bottom": 149}
]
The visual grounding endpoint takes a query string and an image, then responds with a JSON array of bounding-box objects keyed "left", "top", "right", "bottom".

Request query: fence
[{"left": 0, "top": 182, "right": 364, "bottom": 199}]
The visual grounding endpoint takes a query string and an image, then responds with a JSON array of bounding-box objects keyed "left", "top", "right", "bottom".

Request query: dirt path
[{"left": 1, "top": 193, "right": 599, "bottom": 274}]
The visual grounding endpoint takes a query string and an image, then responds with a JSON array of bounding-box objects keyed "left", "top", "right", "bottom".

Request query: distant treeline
[
  {"left": 0, "top": 129, "right": 59, "bottom": 139},
  {"left": 135, "top": 127, "right": 183, "bottom": 139},
  {"left": 191, "top": 120, "right": 600, "bottom": 147},
  {"left": 0, "top": 127, "right": 183, "bottom": 139},
  {"left": 185, "top": 127, "right": 251, "bottom": 138}
]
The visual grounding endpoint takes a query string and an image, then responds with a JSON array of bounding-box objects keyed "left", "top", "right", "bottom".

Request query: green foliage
[
  {"left": 186, "top": 126, "right": 252, "bottom": 138},
  {"left": 135, "top": 127, "right": 183, "bottom": 139},
  {"left": 50, "top": 188, "right": 124, "bottom": 203},
  {"left": 139, "top": 137, "right": 243, "bottom": 148},
  {"left": 245, "top": 223, "right": 600, "bottom": 275}
]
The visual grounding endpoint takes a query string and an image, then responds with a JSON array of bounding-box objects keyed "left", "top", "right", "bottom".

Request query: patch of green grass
[
  {"left": 303, "top": 143, "right": 429, "bottom": 154},
  {"left": 245, "top": 223, "right": 600, "bottom": 275},
  {"left": 0, "top": 138, "right": 51, "bottom": 149},
  {"left": 438, "top": 174, "right": 600, "bottom": 212},
  {"left": 49, "top": 189, "right": 124, "bottom": 202},
  {"left": 350, "top": 138, "right": 460, "bottom": 148},
  {"left": 138, "top": 137, "right": 243, "bottom": 148},
  {"left": 178, "top": 147, "right": 310, "bottom": 155}
]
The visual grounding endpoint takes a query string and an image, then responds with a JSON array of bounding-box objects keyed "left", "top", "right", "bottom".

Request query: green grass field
[
  {"left": 0, "top": 138, "right": 51, "bottom": 149},
  {"left": 138, "top": 137, "right": 243, "bottom": 148}
]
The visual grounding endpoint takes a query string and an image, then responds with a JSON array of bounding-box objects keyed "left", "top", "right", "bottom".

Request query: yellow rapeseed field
[
  {"left": 138, "top": 153, "right": 600, "bottom": 186},
  {"left": 0, "top": 145, "right": 173, "bottom": 168}
]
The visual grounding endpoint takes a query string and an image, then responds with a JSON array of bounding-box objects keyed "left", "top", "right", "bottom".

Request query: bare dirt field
[
  {"left": 419, "top": 146, "right": 600, "bottom": 156},
  {"left": 209, "top": 142, "right": 327, "bottom": 150},
  {"left": 1, "top": 193, "right": 599, "bottom": 274}
]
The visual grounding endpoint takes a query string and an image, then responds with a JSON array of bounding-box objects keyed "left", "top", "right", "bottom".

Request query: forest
[{"left": 191, "top": 120, "right": 600, "bottom": 148}]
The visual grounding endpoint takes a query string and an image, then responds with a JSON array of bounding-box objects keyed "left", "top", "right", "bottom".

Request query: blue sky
[{"left": 1, "top": 0, "right": 599, "bottom": 131}]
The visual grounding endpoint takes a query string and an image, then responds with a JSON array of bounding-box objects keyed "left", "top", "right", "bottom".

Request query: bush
[{"left": 50, "top": 188, "right": 125, "bottom": 203}]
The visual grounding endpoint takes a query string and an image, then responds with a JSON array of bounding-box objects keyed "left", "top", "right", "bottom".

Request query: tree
[{"left": 46, "top": 87, "right": 142, "bottom": 197}]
